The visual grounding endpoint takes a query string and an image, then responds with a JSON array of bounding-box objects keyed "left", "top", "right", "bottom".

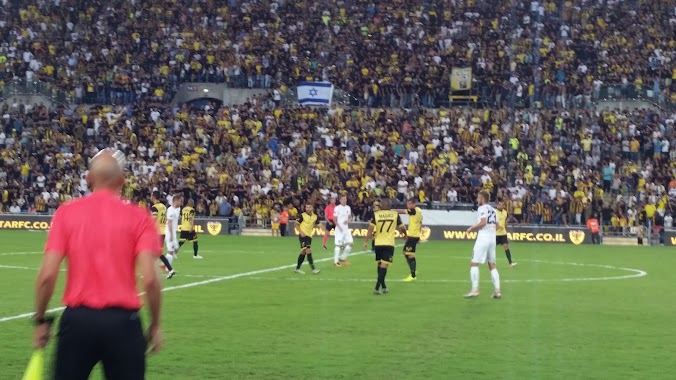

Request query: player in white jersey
[
  {"left": 464, "top": 190, "right": 501, "bottom": 299},
  {"left": 164, "top": 194, "right": 183, "bottom": 265},
  {"left": 332, "top": 195, "right": 353, "bottom": 266}
]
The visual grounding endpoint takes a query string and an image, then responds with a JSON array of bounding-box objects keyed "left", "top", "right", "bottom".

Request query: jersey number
[
  {"left": 377, "top": 219, "right": 394, "bottom": 233},
  {"left": 160, "top": 215, "right": 167, "bottom": 224},
  {"left": 487, "top": 210, "right": 497, "bottom": 224}
]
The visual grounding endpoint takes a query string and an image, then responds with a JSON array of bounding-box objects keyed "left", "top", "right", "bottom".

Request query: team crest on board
[
  {"left": 207, "top": 222, "right": 222, "bottom": 236},
  {"left": 569, "top": 230, "right": 585, "bottom": 245},
  {"left": 420, "top": 227, "right": 431, "bottom": 241}
]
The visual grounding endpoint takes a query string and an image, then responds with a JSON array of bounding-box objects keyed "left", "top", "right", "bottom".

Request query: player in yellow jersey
[
  {"left": 295, "top": 204, "right": 321, "bottom": 274},
  {"left": 150, "top": 191, "right": 175, "bottom": 279},
  {"left": 363, "top": 199, "right": 406, "bottom": 295},
  {"left": 179, "top": 199, "right": 202, "bottom": 259},
  {"left": 496, "top": 200, "right": 516, "bottom": 268},
  {"left": 400, "top": 198, "right": 423, "bottom": 282}
]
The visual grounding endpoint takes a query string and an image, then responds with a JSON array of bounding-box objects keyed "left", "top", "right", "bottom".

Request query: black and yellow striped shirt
[{"left": 543, "top": 207, "right": 553, "bottom": 223}]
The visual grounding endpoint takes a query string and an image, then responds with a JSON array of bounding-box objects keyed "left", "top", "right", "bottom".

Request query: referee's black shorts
[
  {"left": 55, "top": 306, "right": 146, "bottom": 380},
  {"left": 325, "top": 221, "right": 336, "bottom": 232}
]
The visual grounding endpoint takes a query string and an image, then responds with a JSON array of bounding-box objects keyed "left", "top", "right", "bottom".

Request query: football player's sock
[
  {"left": 193, "top": 241, "right": 199, "bottom": 257},
  {"left": 179, "top": 240, "right": 185, "bottom": 248},
  {"left": 505, "top": 249, "right": 513, "bottom": 264},
  {"left": 323, "top": 234, "right": 329, "bottom": 246},
  {"left": 307, "top": 254, "right": 315, "bottom": 270},
  {"left": 375, "top": 265, "right": 381, "bottom": 290},
  {"left": 406, "top": 256, "right": 417, "bottom": 277},
  {"left": 296, "top": 254, "right": 305, "bottom": 270},
  {"left": 490, "top": 268, "right": 500, "bottom": 292},
  {"left": 334, "top": 247, "right": 341, "bottom": 264},
  {"left": 378, "top": 266, "right": 388, "bottom": 289},
  {"left": 166, "top": 253, "right": 174, "bottom": 266},
  {"left": 340, "top": 245, "right": 351, "bottom": 261},
  {"left": 470, "top": 266, "right": 479, "bottom": 291},
  {"left": 159, "top": 255, "right": 173, "bottom": 271}
]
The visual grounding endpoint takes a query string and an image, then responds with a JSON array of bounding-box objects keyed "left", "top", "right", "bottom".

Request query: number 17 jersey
[{"left": 477, "top": 204, "right": 497, "bottom": 239}]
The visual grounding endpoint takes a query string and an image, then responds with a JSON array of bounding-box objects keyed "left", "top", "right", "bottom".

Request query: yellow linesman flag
[
  {"left": 450, "top": 67, "right": 472, "bottom": 91},
  {"left": 22, "top": 350, "right": 45, "bottom": 380}
]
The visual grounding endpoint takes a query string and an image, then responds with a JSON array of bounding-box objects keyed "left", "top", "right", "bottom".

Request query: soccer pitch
[{"left": 0, "top": 231, "right": 674, "bottom": 379}]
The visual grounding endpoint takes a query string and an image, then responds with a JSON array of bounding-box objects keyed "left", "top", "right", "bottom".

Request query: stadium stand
[{"left": 0, "top": 0, "right": 675, "bottom": 236}]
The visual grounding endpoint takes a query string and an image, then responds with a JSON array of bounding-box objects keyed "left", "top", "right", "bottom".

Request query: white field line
[
  {"left": 0, "top": 251, "right": 42, "bottom": 256},
  {"left": 0, "top": 246, "right": 384, "bottom": 323},
  {"left": 0, "top": 249, "right": 648, "bottom": 323}
]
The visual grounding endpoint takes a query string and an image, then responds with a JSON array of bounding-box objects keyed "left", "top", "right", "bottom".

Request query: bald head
[{"left": 87, "top": 150, "right": 125, "bottom": 191}]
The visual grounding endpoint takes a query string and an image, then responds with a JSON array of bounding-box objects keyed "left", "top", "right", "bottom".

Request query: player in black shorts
[
  {"left": 179, "top": 230, "right": 198, "bottom": 243},
  {"left": 403, "top": 237, "right": 420, "bottom": 254},
  {"left": 178, "top": 200, "right": 202, "bottom": 259},
  {"left": 496, "top": 235, "right": 509, "bottom": 246},
  {"left": 496, "top": 201, "right": 516, "bottom": 267},
  {"left": 299, "top": 236, "right": 312, "bottom": 250},
  {"left": 325, "top": 221, "right": 336, "bottom": 233}
]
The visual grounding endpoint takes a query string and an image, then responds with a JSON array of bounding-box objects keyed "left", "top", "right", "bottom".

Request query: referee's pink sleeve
[
  {"left": 135, "top": 214, "right": 163, "bottom": 257},
  {"left": 45, "top": 208, "right": 68, "bottom": 257}
]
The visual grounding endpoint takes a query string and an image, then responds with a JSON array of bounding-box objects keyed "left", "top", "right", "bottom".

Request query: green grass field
[{"left": 0, "top": 230, "right": 674, "bottom": 379}]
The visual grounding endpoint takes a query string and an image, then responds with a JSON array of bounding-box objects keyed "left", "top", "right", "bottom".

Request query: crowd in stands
[
  {"left": 0, "top": 0, "right": 675, "bottom": 234},
  {"left": 0, "top": 0, "right": 674, "bottom": 108},
  {"left": 1, "top": 98, "right": 675, "bottom": 232}
]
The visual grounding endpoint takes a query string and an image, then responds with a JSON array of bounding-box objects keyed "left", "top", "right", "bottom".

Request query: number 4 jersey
[{"left": 477, "top": 204, "right": 497, "bottom": 239}]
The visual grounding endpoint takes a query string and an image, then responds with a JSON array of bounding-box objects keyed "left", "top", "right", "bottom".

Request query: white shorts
[
  {"left": 471, "top": 237, "right": 497, "bottom": 264},
  {"left": 334, "top": 230, "right": 353, "bottom": 246},
  {"left": 165, "top": 234, "right": 179, "bottom": 252}
]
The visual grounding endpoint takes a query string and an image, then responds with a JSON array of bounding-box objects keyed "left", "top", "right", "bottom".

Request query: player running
[
  {"left": 363, "top": 199, "right": 406, "bottom": 295},
  {"left": 150, "top": 191, "right": 176, "bottom": 279},
  {"left": 399, "top": 198, "right": 422, "bottom": 282},
  {"left": 296, "top": 204, "right": 321, "bottom": 274},
  {"left": 332, "top": 195, "right": 353, "bottom": 267},
  {"left": 465, "top": 190, "right": 502, "bottom": 299},
  {"left": 165, "top": 194, "right": 183, "bottom": 265},
  {"left": 323, "top": 197, "right": 337, "bottom": 249},
  {"left": 179, "top": 199, "right": 203, "bottom": 259},
  {"left": 496, "top": 200, "right": 516, "bottom": 268}
]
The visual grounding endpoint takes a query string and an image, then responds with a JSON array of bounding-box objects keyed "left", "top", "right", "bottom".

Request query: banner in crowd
[
  {"left": 450, "top": 67, "right": 472, "bottom": 91},
  {"left": 665, "top": 229, "right": 676, "bottom": 246},
  {"left": 297, "top": 81, "right": 334, "bottom": 106},
  {"left": 0, "top": 214, "right": 230, "bottom": 236},
  {"left": 288, "top": 221, "right": 591, "bottom": 245}
]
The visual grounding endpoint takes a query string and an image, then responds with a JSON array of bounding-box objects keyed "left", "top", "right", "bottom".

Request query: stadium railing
[
  {"left": 0, "top": 79, "right": 73, "bottom": 105},
  {"left": 596, "top": 84, "right": 675, "bottom": 111}
]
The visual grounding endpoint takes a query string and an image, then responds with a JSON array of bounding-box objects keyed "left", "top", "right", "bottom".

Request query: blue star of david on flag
[{"left": 309, "top": 88, "right": 318, "bottom": 97}]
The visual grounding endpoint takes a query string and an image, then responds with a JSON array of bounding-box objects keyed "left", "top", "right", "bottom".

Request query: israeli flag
[{"left": 297, "top": 81, "right": 334, "bottom": 106}]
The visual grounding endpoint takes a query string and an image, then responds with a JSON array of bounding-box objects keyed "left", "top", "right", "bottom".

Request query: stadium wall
[
  {"left": 0, "top": 214, "right": 595, "bottom": 244},
  {"left": 0, "top": 214, "right": 230, "bottom": 236},
  {"left": 288, "top": 221, "right": 591, "bottom": 245}
]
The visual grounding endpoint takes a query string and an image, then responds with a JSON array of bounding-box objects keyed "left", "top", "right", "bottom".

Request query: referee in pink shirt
[{"left": 32, "top": 150, "right": 164, "bottom": 380}]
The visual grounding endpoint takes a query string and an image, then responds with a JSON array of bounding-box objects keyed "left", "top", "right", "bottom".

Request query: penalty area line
[{"left": 0, "top": 246, "right": 386, "bottom": 324}]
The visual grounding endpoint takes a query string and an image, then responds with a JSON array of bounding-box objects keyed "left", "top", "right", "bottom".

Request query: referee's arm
[
  {"left": 34, "top": 209, "right": 67, "bottom": 348},
  {"left": 136, "top": 214, "right": 164, "bottom": 353}
]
